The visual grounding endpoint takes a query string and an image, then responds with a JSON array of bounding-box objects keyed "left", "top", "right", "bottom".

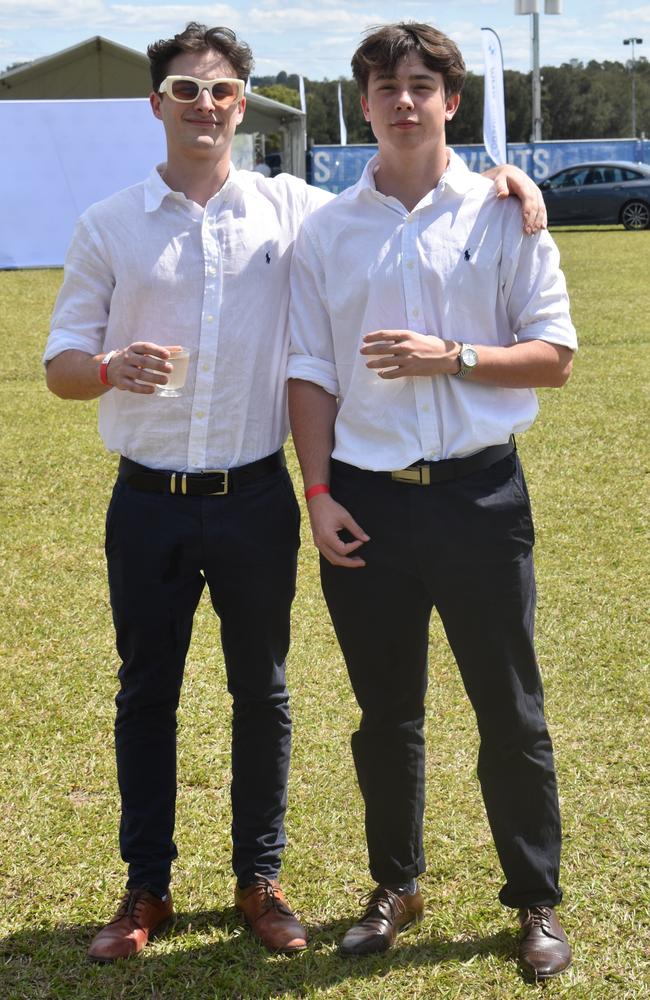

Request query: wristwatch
[
  {"left": 99, "top": 350, "right": 118, "bottom": 386},
  {"left": 454, "top": 343, "right": 479, "bottom": 378}
]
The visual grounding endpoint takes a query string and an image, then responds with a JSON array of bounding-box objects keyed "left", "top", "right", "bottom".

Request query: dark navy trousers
[
  {"left": 321, "top": 452, "right": 563, "bottom": 910},
  {"left": 104, "top": 466, "right": 300, "bottom": 897}
]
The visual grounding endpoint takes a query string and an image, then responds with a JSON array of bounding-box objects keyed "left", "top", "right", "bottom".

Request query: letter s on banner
[
  {"left": 533, "top": 147, "right": 550, "bottom": 180},
  {"left": 313, "top": 150, "right": 331, "bottom": 184}
]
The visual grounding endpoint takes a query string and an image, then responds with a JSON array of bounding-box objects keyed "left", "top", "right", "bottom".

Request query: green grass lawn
[{"left": 1, "top": 229, "right": 649, "bottom": 999}]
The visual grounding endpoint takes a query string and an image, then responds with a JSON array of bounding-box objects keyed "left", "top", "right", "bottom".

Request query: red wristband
[
  {"left": 305, "top": 483, "right": 330, "bottom": 502},
  {"left": 99, "top": 350, "right": 117, "bottom": 386}
]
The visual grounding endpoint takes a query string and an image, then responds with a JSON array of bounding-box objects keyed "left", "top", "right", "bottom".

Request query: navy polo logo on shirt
[
  {"left": 464, "top": 249, "right": 472, "bottom": 261},
  {"left": 265, "top": 251, "right": 271, "bottom": 263}
]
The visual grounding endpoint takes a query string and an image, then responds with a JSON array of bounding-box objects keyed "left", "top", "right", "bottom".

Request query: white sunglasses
[{"left": 159, "top": 75, "right": 245, "bottom": 106}]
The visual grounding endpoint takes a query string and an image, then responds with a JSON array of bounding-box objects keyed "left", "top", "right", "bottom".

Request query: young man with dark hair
[
  {"left": 288, "top": 22, "right": 576, "bottom": 982},
  {"left": 44, "top": 20, "right": 549, "bottom": 964},
  {"left": 45, "top": 21, "right": 323, "bottom": 962}
]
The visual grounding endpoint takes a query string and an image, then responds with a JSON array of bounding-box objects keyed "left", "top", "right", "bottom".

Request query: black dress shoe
[
  {"left": 340, "top": 885, "right": 424, "bottom": 956},
  {"left": 518, "top": 905, "right": 572, "bottom": 980}
]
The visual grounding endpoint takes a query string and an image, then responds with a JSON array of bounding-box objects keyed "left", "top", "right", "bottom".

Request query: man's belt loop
[{"left": 170, "top": 472, "right": 176, "bottom": 495}]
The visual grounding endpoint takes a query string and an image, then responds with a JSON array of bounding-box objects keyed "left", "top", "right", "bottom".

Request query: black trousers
[
  {"left": 321, "top": 452, "right": 563, "bottom": 909},
  {"left": 104, "top": 466, "right": 300, "bottom": 897}
]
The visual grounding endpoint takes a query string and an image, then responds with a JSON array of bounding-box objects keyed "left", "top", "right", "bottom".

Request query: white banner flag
[
  {"left": 481, "top": 27, "right": 507, "bottom": 165},
  {"left": 337, "top": 81, "right": 347, "bottom": 146},
  {"left": 299, "top": 75, "right": 306, "bottom": 114}
]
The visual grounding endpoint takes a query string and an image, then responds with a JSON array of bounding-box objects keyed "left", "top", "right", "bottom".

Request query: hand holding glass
[{"left": 156, "top": 347, "right": 190, "bottom": 397}]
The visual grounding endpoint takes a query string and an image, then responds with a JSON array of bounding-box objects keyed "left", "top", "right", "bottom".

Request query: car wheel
[{"left": 621, "top": 200, "right": 650, "bottom": 230}]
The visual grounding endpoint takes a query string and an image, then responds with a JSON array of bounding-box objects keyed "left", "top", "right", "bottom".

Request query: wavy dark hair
[
  {"left": 351, "top": 22, "right": 466, "bottom": 99},
  {"left": 147, "top": 23, "right": 254, "bottom": 91}
]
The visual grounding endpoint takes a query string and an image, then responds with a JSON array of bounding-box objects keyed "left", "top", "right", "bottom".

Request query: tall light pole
[
  {"left": 623, "top": 37, "right": 644, "bottom": 138},
  {"left": 515, "top": 1, "right": 562, "bottom": 142}
]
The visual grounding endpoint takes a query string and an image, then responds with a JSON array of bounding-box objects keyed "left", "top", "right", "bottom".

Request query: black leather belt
[
  {"left": 332, "top": 438, "right": 515, "bottom": 486},
  {"left": 118, "top": 449, "right": 286, "bottom": 496}
]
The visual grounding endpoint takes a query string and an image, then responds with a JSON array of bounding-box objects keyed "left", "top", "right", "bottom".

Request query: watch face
[{"left": 462, "top": 347, "right": 479, "bottom": 367}]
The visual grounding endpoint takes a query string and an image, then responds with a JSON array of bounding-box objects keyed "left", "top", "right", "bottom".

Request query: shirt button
[
  {"left": 406, "top": 260, "right": 414, "bottom": 270},
  {"left": 195, "top": 411, "right": 205, "bottom": 419},
  {"left": 202, "top": 364, "right": 210, "bottom": 373},
  {"left": 206, "top": 315, "right": 214, "bottom": 322},
  {"left": 412, "top": 307, "right": 420, "bottom": 317}
]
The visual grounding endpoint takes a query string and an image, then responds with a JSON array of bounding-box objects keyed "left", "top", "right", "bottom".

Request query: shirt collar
[
  {"left": 442, "top": 148, "right": 475, "bottom": 195},
  {"left": 144, "top": 163, "right": 240, "bottom": 213},
  {"left": 353, "top": 148, "right": 474, "bottom": 205}
]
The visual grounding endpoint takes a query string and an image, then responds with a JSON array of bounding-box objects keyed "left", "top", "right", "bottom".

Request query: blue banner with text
[{"left": 309, "top": 139, "right": 650, "bottom": 194}]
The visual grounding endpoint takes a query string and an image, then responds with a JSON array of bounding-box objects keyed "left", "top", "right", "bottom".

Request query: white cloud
[
  {"left": 0, "top": 1, "right": 241, "bottom": 31},
  {"left": 0, "top": 0, "right": 107, "bottom": 28},
  {"left": 606, "top": 6, "right": 650, "bottom": 26},
  {"left": 247, "top": 6, "right": 384, "bottom": 33},
  {"left": 111, "top": 4, "right": 240, "bottom": 29}
]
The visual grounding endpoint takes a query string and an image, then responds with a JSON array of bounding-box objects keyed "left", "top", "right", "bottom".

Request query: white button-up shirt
[
  {"left": 288, "top": 152, "right": 577, "bottom": 470},
  {"left": 45, "top": 166, "right": 330, "bottom": 471}
]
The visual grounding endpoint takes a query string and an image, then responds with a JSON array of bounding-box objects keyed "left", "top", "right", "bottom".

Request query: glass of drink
[{"left": 156, "top": 347, "right": 190, "bottom": 397}]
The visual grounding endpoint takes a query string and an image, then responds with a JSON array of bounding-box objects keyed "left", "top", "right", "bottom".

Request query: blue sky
[{"left": 1, "top": 1, "right": 648, "bottom": 79}]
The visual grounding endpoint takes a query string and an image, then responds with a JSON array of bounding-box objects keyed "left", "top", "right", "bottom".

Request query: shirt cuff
[
  {"left": 516, "top": 322, "right": 578, "bottom": 351},
  {"left": 287, "top": 354, "right": 339, "bottom": 396},
  {"left": 43, "top": 329, "right": 104, "bottom": 366}
]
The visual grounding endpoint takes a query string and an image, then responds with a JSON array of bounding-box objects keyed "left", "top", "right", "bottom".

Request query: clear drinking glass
[{"left": 156, "top": 348, "right": 190, "bottom": 398}]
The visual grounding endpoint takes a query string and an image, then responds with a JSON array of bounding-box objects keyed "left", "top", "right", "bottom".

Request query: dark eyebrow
[{"left": 373, "top": 71, "right": 438, "bottom": 83}]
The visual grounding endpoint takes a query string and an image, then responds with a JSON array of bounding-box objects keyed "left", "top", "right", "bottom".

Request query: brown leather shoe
[
  {"left": 87, "top": 888, "right": 174, "bottom": 963},
  {"left": 518, "top": 905, "right": 572, "bottom": 980},
  {"left": 235, "top": 876, "right": 307, "bottom": 953},
  {"left": 340, "top": 885, "right": 424, "bottom": 956}
]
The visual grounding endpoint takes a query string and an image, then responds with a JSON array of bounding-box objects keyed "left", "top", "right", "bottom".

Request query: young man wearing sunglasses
[
  {"left": 44, "top": 21, "right": 550, "bottom": 963},
  {"left": 288, "top": 22, "right": 576, "bottom": 982}
]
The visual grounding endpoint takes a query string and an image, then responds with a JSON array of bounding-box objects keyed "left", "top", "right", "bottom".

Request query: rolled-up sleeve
[
  {"left": 503, "top": 228, "right": 578, "bottom": 351},
  {"left": 287, "top": 220, "right": 339, "bottom": 397},
  {"left": 43, "top": 216, "right": 115, "bottom": 364}
]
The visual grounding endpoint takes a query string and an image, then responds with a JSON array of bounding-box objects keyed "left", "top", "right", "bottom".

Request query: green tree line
[{"left": 253, "top": 58, "right": 650, "bottom": 145}]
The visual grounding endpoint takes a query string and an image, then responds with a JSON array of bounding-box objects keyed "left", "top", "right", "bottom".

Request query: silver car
[{"left": 539, "top": 160, "right": 650, "bottom": 230}]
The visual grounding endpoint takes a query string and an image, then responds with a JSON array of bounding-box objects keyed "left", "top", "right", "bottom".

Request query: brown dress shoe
[
  {"left": 340, "top": 885, "right": 424, "bottom": 956},
  {"left": 235, "top": 876, "right": 307, "bottom": 953},
  {"left": 518, "top": 905, "right": 572, "bottom": 980},
  {"left": 87, "top": 888, "right": 174, "bottom": 963}
]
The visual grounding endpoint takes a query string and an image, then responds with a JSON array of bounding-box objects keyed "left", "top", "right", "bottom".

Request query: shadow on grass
[{"left": 0, "top": 906, "right": 519, "bottom": 999}]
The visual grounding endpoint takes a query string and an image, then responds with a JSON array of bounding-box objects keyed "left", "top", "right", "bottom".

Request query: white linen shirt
[
  {"left": 288, "top": 151, "right": 577, "bottom": 470},
  {"left": 45, "top": 166, "right": 330, "bottom": 471}
]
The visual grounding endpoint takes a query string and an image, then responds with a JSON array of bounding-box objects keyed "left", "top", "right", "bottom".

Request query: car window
[
  {"left": 548, "top": 167, "right": 590, "bottom": 189},
  {"left": 621, "top": 168, "right": 644, "bottom": 181}
]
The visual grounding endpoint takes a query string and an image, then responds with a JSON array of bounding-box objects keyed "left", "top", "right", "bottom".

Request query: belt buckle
[
  {"left": 201, "top": 469, "right": 229, "bottom": 495},
  {"left": 391, "top": 465, "right": 431, "bottom": 486},
  {"left": 169, "top": 470, "right": 229, "bottom": 495}
]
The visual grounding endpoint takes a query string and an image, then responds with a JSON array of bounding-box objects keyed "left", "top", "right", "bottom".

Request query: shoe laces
[
  {"left": 112, "top": 888, "right": 152, "bottom": 927},
  {"left": 521, "top": 905, "right": 552, "bottom": 930},
  {"left": 251, "top": 875, "right": 293, "bottom": 917},
  {"left": 358, "top": 886, "right": 406, "bottom": 923}
]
